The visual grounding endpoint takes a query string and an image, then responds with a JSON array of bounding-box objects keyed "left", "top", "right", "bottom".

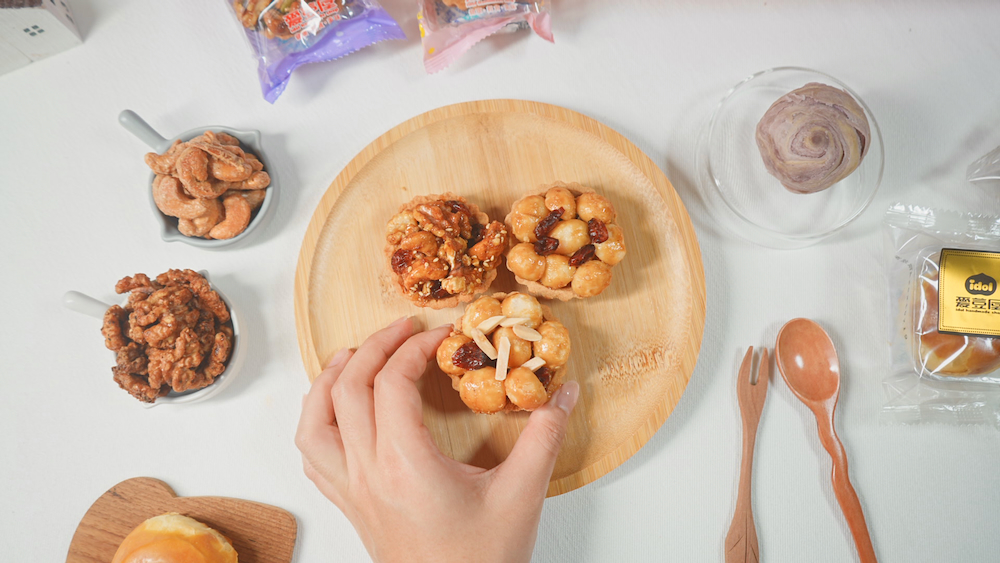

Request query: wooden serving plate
[
  {"left": 294, "top": 100, "right": 706, "bottom": 496},
  {"left": 66, "top": 477, "right": 296, "bottom": 563}
]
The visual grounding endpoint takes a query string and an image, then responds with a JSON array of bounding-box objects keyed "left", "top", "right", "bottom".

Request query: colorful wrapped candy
[
  {"left": 229, "top": 0, "right": 405, "bottom": 103},
  {"left": 418, "top": 0, "right": 553, "bottom": 73}
]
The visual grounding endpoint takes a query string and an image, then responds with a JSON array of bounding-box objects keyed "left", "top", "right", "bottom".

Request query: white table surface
[{"left": 3, "top": 1, "right": 1000, "bottom": 561}]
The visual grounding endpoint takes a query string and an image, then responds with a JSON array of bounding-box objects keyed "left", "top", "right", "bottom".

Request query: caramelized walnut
[
  {"left": 413, "top": 201, "right": 472, "bottom": 239},
  {"left": 468, "top": 221, "right": 508, "bottom": 267}
]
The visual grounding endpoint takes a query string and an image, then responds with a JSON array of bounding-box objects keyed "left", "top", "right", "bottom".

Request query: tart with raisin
[
  {"left": 385, "top": 193, "right": 508, "bottom": 309},
  {"left": 505, "top": 182, "right": 626, "bottom": 300},
  {"left": 436, "top": 292, "right": 571, "bottom": 414}
]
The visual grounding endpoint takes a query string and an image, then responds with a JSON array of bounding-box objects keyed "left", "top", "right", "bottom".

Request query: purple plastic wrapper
[{"left": 229, "top": 0, "right": 405, "bottom": 103}]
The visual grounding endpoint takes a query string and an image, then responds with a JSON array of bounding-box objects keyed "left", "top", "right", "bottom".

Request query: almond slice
[
  {"left": 470, "top": 328, "right": 498, "bottom": 360},
  {"left": 494, "top": 336, "right": 511, "bottom": 381},
  {"left": 521, "top": 356, "right": 546, "bottom": 372},
  {"left": 512, "top": 324, "right": 542, "bottom": 342},
  {"left": 499, "top": 317, "right": 530, "bottom": 327},
  {"left": 476, "top": 315, "right": 506, "bottom": 335}
]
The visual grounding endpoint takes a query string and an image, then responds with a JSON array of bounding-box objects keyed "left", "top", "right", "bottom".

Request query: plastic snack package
[
  {"left": 967, "top": 144, "right": 1000, "bottom": 183},
  {"left": 417, "top": 0, "right": 553, "bottom": 74},
  {"left": 883, "top": 203, "right": 1000, "bottom": 426},
  {"left": 229, "top": 0, "right": 405, "bottom": 103}
]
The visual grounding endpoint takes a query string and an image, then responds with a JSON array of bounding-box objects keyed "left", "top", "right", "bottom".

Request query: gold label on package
[{"left": 939, "top": 248, "right": 1000, "bottom": 337}]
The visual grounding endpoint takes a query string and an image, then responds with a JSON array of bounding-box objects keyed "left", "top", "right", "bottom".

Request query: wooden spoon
[{"left": 775, "top": 318, "right": 877, "bottom": 563}]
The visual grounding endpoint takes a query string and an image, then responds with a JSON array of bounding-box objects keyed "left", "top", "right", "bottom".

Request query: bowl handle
[
  {"left": 119, "top": 110, "right": 168, "bottom": 151},
  {"left": 63, "top": 291, "right": 112, "bottom": 319}
]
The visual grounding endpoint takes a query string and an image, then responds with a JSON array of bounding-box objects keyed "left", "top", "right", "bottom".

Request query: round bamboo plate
[{"left": 294, "top": 100, "right": 706, "bottom": 496}]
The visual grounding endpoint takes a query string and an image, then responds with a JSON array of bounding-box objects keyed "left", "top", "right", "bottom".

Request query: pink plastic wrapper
[
  {"left": 229, "top": 0, "right": 405, "bottom": 102},
  {"left": 417, "top": 1, "right": 553, "bottom": 73}
]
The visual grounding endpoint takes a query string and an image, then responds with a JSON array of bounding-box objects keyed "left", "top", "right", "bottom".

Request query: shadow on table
[{"left": 211, "top": 272, "right": 270, "bottom": 403}]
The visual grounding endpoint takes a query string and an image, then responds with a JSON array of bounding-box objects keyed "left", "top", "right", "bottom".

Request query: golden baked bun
[
  {"left": 112, "top": 513, "right": 238, "bottom": 563},
  {"left": 917, "top": 278, "right": 1000, "bottom": 377}
]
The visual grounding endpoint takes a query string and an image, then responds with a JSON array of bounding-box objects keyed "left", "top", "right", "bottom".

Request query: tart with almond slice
[
  {"left": 505, "top": 181, "right": 626, "bottom": 300},
  {"left": 385, "top": 193, "right": 508, "bottom": 309},
  {"left": 436, "top": 292, "right": 571, "bottom": 414}
]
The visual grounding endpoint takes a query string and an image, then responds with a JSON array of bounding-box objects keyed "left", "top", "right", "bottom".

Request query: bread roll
[
  {"left": 917, "top": 278, "right": 1000, "bottom": 377},
  {"left": 112, "top": 513, "right": 238, "bottom": 563}
]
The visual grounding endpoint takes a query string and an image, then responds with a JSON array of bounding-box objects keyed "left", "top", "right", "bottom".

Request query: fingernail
[
  {"left": 325, "top": 347, "right": 350, "bottom": 368},
  {"left": 435, "top": 323, "right": 454, "bottom": 331},
  {"left": 389, "top": 316, "right": 410, "bottom": 328},
  {"left": 552, "top": 381, "right": 579, "bottom": 415}
]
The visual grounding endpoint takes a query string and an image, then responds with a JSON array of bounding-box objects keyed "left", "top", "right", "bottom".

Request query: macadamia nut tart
[
  {"left": 505, "top": 182, "right": 627, "bottom": 300},
  {"left": 385, "top": 193, "right": 508, "bottom": 309},
  {"left": 436, "top": 292, "right": 570, "bottom": 414}
]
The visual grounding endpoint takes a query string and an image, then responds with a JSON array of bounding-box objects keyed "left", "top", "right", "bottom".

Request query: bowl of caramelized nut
[
  {"left": 64, "top": 269, "right": 244, "bottom": 407},
  {"left": 119, "top": 110, "right": 276, "bottom": 248}
]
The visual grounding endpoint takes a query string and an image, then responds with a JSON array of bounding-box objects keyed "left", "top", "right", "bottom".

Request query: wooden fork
[{"left": 725, "top": 347, "right": 770, "bottom": 563}]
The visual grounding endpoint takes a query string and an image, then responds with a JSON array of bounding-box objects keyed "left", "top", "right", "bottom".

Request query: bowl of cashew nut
[{"left": 119, "top": 110, "right": 276, "bottom": 248}]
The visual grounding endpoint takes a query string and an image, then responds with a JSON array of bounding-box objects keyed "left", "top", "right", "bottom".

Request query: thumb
[{"left": 496, "top": 381, "right": 580, "bottom": 497}]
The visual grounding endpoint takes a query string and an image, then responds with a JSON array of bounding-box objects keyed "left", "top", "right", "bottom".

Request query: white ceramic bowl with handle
[
  {"left": 63, "top": 271, "right": 243, "bottom": 407},
  {"left": 119, "top": 110, "right": 277, "bottom": 248}
]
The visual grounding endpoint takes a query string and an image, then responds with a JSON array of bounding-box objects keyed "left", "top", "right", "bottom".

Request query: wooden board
[
  {"left": 66, "top": 477, "right": 296, "bottom": 563},
  {"left": 294, "top": 100, "right": 706, "bottom": 496}
]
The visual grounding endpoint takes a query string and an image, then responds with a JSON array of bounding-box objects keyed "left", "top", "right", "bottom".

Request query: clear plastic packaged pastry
[
  {"left": 417, "top": 0, "right": 552, "bottom": 73},
  {"left": 883, "top": 203, "right": 1000, "bottom": 426}
]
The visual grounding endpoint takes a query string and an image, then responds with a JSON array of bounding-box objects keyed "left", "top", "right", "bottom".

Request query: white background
[{"left": 2, "top": 1, "right": 1000, "bottom": 561}]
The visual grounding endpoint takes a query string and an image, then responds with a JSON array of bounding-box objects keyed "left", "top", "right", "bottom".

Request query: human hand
[{"left": 295, "top": 316, "right": 580, "bottom": 563}]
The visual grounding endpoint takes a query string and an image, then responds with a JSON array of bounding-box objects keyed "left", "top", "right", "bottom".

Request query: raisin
[
  {"left": 588, "top": 218, "right": 609, "bottom": 244},
  {"left": 533, "top": 208, "right": 565, "bottom": 239},
  {"left": 535, "top": 366, "right": 554, "bottom": 388},
  {"left": 391, "top": 249, "right": 413, "bottom": 274},
  {"left": 468, "top": 222, "right": 485, "bottom": 247},
  {"left": 452, "top": 341, "right": 489, "bottom": 370},
  {"left": 569, "top": 244, "right": 596, "bottom": 267},
  {"left": 445, "top": 200, "right": 472, "bottom": 217},
  {"left": 429, "top": 280, "right": 451, "bottom": 300},
  {"left": 534, "top": 237, "right": 559, "bottom": 256}
]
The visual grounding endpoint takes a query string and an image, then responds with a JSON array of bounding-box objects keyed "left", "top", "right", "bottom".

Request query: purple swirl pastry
[{"left": 755, "top": 82, "right": 870, "bottom": 194}]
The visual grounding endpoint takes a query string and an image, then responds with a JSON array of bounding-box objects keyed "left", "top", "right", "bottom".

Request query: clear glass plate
[{"left": 697, "top": 67, "right": 884, "bottom": 249}]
